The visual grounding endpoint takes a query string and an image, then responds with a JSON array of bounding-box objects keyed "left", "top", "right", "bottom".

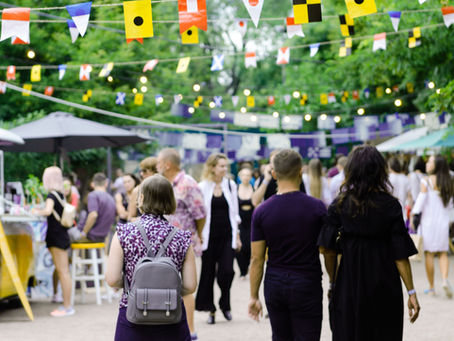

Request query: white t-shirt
[{"left": 389, "top": 172, "right": 410, "bottom": 210}]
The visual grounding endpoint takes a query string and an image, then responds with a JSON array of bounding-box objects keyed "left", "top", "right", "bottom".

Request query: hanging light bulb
[
  {"left": 284, "top": 116, "right": 291, "bottom": 123},
  {"left": 334, "top": 115, "right": 341, "bottom": 123},
  {"left": 209, "top": 101, "right": 216, "bottom": 108},
  {"left": 188, "top": 107, "right": 195, "bottom": 114},
  {"left": 394, "top": 99, "right": 402, "bottom": 107},
  {"left": 420, "top": 113, "right": 426, "bottom": 120},
  {"left": 428, "top": 81, "right": 435, "bottom": 89},
  {"left": 304, "top": 114, "right": 312, "bottom": 121},
  {"left": 132, "top": 88, "right": 138, "bottom": 94},
  {"left": 243, "top": 89, "right": 251, "bottom": 96},
  {"left": 27, "top": 50, "right": 35, "bottom": 59},
  {"left": 141, "top": 86, "right": 147, "bottom": 93},
  {"left": 240, "top": 107, "right": 247, "bottom": 113},
  {"left": 320, "top": 114, "right": 327, "bottom": 120},
  {"left": 140, "top": 76, "right": 148, "bottom": 84},
  {"left": 193, "top": 83, "right": 201, "bottom": 92},
  {"left": 357, "top": 108, "right": 365, "bottom": 115},
  {"left": 107, "top": 76, "right": 114, "bottom": 83},
  {"left": 272, "top": 111, "right": 279, "bottom": 118},
  {"left": 385, "top": 88, "right": 392, "bottom": 94},
  {"left": 219, "top": 112, "right": 226, "bottom": 119},
  {"left": 292, "top": 91, "right": 301, "bottom": 99}
]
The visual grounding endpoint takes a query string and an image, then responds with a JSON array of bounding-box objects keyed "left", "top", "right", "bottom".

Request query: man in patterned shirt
[{"left": 157, "top": 148, "right": 206, "bottom": 341}]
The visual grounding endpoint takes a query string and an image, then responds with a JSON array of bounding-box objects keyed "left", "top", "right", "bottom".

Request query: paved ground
[{"left": 1, "top": 256, "right": 454, "bottom": 341}]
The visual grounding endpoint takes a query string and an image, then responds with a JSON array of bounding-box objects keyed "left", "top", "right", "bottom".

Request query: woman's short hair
[
  {"left": 272, "top": 149, "right": 302, "bottom": 181},
  {"left": 140, "top": 156, "right": 158, "bottom": 174},
  {"left": 202, "top": 153, "right": 228, "bottom": 180},
  {"left": 42, "top": 166, "right": 64, "bottom": 192},
  {"left": 138, "top": 174, "right": 176, "bottom": 216}
]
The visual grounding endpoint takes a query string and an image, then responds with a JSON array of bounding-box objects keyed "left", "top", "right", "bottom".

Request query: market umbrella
[
  {"left": 376, "top": 127, "right": 428, "bottom": 152},
  {"left": 389, "top": 128, "right": 450, "bottom": 151},
  {"left": 0, "top": 127, "right": 25, "bottom": 146}
]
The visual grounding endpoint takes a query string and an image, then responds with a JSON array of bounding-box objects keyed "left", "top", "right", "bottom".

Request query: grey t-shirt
[{"left": 87, "top": 190, "right": 116, "bottom": 241}]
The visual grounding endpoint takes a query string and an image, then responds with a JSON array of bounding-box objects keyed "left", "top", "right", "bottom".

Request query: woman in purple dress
[{"left": 106, "top": 174, "right": 197, "bottom": 341}]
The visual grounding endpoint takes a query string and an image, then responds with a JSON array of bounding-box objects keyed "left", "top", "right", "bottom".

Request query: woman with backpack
[
  {"left": 106, "top": 174, "right": 197, "bottom": 341},
  {"left": 32, "top": 166, "right": 74, "bottom": 317}
]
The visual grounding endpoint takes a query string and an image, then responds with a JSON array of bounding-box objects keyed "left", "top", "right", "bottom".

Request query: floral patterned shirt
[
  {"left": 116, "top": 214, "right": 191, "bottom": 308},
  {"left": 165, "top": 170, "right": 206, "bottom": 256}
]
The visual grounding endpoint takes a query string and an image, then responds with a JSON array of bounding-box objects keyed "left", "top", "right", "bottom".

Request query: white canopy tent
[{"left": 376, "top": 127, "right": 428, "bottom": 152}]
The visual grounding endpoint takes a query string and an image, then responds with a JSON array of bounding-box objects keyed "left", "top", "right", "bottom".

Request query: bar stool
[{"left": 70, "top": 242, "right": 110, "bottom": 306}]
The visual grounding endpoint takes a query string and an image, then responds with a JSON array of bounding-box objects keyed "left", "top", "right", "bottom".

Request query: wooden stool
[{"left": 70, "top": 242, "right": 110, "bottom": 306}]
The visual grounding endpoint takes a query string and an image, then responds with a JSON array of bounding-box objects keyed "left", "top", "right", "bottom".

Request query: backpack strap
[
  {"left": 51, "top": 191, "right": 65, "bottom": 222},
  {"left": 136, "top": 220, "right": 151, "bottom": 251},
  {"left": 155, "top": 228, "right": 179, "bottom": 258}
]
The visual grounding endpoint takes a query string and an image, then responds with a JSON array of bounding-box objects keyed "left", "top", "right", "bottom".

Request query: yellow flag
[
  {"left": 247, "top": 96, "right": 255, "bottom": 107},
  {"left": 31, "top": 65, "right": 41, "bottom": 82},
  {"left": 376, "top": 86, "right": 384, "bottom": 98},
  {"left": 345, "top": 0, "right": 377, "bottom": 19},
  {"left": 293, "top": 0, "right": 322, "bottom": 24},
  {"left": 134, "top": 93, "right": 144, "bottom": 105},
  {"left": 82, "top": 94, "right": 89, "bottom": 102},
  {"left": 176, "top": 57, "right": 191, "bottom": 73},
  {"left": 123, "top": 0, "right": 154, "bottom": 41},
  {"left": 86, "top": 89, "right": 93, "bottom": 98},
  {"left": 182, "top": 26, "right": 199, "bottom": 44},
  {"left": 320, "top": 93, "right": 328, "bottom": 105},
  {"left": 407, "top": 82, "right": 414, "bottom": 93},
  {"left": 23, "top": 84, "right": 32, "bottom": 96},
  {"left": 300, "top": 93, "right": 308, "bottom": 105}
]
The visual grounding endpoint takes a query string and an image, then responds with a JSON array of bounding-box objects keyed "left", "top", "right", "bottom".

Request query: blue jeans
[{"left": 264, "top": 268, "right": 323, "bottom": 341}]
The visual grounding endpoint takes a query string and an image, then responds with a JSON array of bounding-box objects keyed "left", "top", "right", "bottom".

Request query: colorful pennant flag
[
  {"left": 339, "top": 37, "right": 352, "bottom": 57},
  {"left": 408, "top": 27, "right": 421, "bottom": 48},
  {"left": 82, "top": 89, "right": 92, "bottom": 102},
  {"left": 79, "top": 64, "right": 91, "bottom": 81},
  {"left": 116, "top": 92, "right": 126, "bottom": 105},
  {"left": 194, "top": 96, "right": 203, "bottom": 107},
  {"left": 276, "top": 47, "right": 290, "bottom": 65},
  {"left": 310, "top": 43, "right": 320, "bottom": 57},
  {"left": 373, "top": 32, "right": 386, "bottom": 51},
  {"left": 245, "top": 52, "right": 257, "bottom": 68},
  {"left": 376, "top": 86, "right": 384, "bottom": 98},
  {"left": 419, "top": 0, "right": 426, "bottom": 4},
  {"left": 232, "top": 95, "right": 239, "bottom": 107},
  {"left": 388, "top": 11, "right": 401, "bottom": 32},
  {"left": 283, "top": 94, "right": 291, "bottom": 104},
  {"left": 67, "top": 20, "right": 79, "bottom": 43},
  {"left": 176, "top": 57, "right": 191, "bottom": 73},
  {"left": 31, "top": 65, "right": 41, "bottom": 82},
  {"left": 213, "top": 96, "right": 223, "bottom": 107},
  {"left": 181, "top": 26, "right": 199, "bottom": 44},
  {"left": 300, "top": 93, "right": 308, "bottom": 105},
  {"left": 179, "top": 0, "right": 207, "bottom": 33},
  {"left": 328, "top": 92, "right": 336, "bottom": 103},
  {"left": 123, "top": 0, "right": 153, "bottom": 44},
  {"left": 406, "top": 83, "right": 414, "bottom": 93},
  {"left": 134, "top": 93, "right": 144, "bottom": 105},
  {"left": 211, "top": 54, "right": 224, "bottom": 71},
  {"left": 22, "top": 83, "right": 32, "bottom": 96},
  {"left": 6, "top": 65, "right": 16, "bottom": 80},
  {"left": 364, "top": 88, "right": 370, "bottom": 98},
  {"left": 268, "top": 96, "right": 275, "bottom": 105},
  {"left": 247, "top": 95, "right": 255, "bottom": 107},
  {"left": 66, "top": 2, "right": 92, "bottom": 37},
  {"left": 345, "top": 0, "right": 377, "bottom": 19},
  {"left": 44, "top": 86, "right": 54, "bottom": 96},
  {"left": 320, "top": 93, "right": 328, "bottom": 105},
  {"left": 352, "top": 90, "right": 359, "bottom": 100},
  {"left": 242, "top": 0, "right": 265, "bottom": 27},
  {"left": 341, "top": 91, "right": 349, "bottom": 102},
  {"left": 99, "top": 62, "right": 114, "bottom": 77},
  {"left": 442, "top": 7, "right": 454, "bottom": 28},
  {"left": 235, "top": 19, "right": 248, "bottom": 37},
  {"left": 174, "top": 94, "right": 182, "bottom": 104},
  {"left": 143, "top": 59, "right": 159, "bottom": 72},
  {"left": 293, "top": 0, "right": 322, "bottom": 24},
  {"left": 58, "top": 65, "right": 67, "bottom": 80},
  {"left": 339, "top": 14, "right": 354, "bottom": 37},
  {"left": 0, "top": 7, "right": 31, "bottom": 44},
  {"left": 286, "top": 17, "right": 304, "bottom": 38},
  {"left": 0, "top": 82, "right": 6, "bottom": 94}
]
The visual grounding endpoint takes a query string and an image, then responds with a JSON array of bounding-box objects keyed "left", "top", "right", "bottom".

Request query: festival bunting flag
[
  {"left": 268, "top": 96, "right": 275, "bottom": 106},
  {"left": 31, "top": 65, "right": 41, "bottom": 82},
  {"left": 0, "top": 7, "right": 31, "bottom": 44},
  {"left": 58, "top": 65, "right": 67, "bottom": 80},
  {"left": 176, "top": 57, "right": 191, "bottom": 73},
  {"left": 283, "top": 94, "right": 291, "bottom": 104},
  {"left": 352, "top": 90, "right": 359, "bottom": 100},
  {"left": 6, "top": 65, "right": 16, "bottom": 80},
  {"left": 213, "top": 96, "right": 223, "bottom": 107},
  {"left": 116, "top": 92, "right": 126, "bottom": 105},
  {"left": 388, "top": 11, "right": 401, "bottom": 32},
  {"left": 235, "top": 19, "right": 248, "bottom": 37},
  {"left": 123, "top": 0, "right": 153, "bottom": 44},
  {"left": 173, "top": 94, "right": 182, "bottom": 104},
  {"left": 245, "top": 52, "right": 257, "bottom": 68},
  {"left": 376, "top": 86, "right": 384, "bottom": 98},
  {"left": 320, "top": 93, "right": 328, "bottom": 105},
  {"left": 22, "top": 83, "right": 32, "bottom": 96},
  {"left": 66, "top": 2, "right": 92, "bottom": 37},
  {"left": 442, "top": 7, "right": 454, "bottom": 28},
  {"left": 44, "top": 86, "right": 54, "bottom": 96},
  {"left": 341, "top": 91, "right": 349, "bottom": 102},
  {"left": 210, "top": 54, "right": 224, "bottom": 71},
  {"left": 79, "top": 64, "right": 91, "bottom": 81},
  {"left": 345, "top": 0, "right": 377, "bottom": 19},
  {"left": 419, "top": 0, "right": 426, "bottom": 4},
  {"left": 310, "top": 43, "right": 320, "bottom": 57},
  {"left": 364, "top": 88, "right": 370, "bottom": 98},
  {"left": 300, "top": 93, "right": 308, "bottom": 105},
  {"left": 179, "top": 0, "right": 207, "bottom": 34},
  {"left": 286, "top": 17, "right": 305, "bottom": 38},
  {"left": 194, "top": 96, "right": 203, "bottom": 108},
  {"left": 82, "top": 90, "right": 92, "bottom": 102},
  {"left": 408, "top": 27, "right": 421, "bottom": 48},
  {"left": 328, "top": 92, "right": 337, "bottom": 103},
  {"left": 0, "top": 82, "right": 6, "bottom": 94},
  {"left": 293, "top": 0, "right": 322, "bottom": 24},
  {"left": 247, "top": 95, "right": 255, "bottom": 107},
  {"left": 99, "top": 62, "right": 114, "bottom": 77},
  {"left": 373, "top": 32, "right": 386, "bottom": 51},
  {"left": 231, "top": 95, "right": 239, "bottom": 107},
  {"left": 339, "top": 14, "right": 354, "bottom": 37},
  {"left": 339, "top": 37, "right": 352, "bottom": 57},
  {"left": 181, "top": 26, "right": 199, "bottom": 44},
  {"left": 134, "top": 93, "right": 144, "bottom": 105},
  {"left": 67, "top": 20, "right": 79, "bottom": 43},
  {"left": 143, "top": 59, "right": 159, "bottom": 72},
  {"left": 242, "top": 0, "right": 265, "bottom": 27},
  {"left": 276, "top": 47, "right": 290, "bottom": 65},
  {"left": 406, "top": 82, "right": 414, "bottom": 93}
]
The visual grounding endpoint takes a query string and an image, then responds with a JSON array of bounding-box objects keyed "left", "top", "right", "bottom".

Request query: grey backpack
[{"left": 125, "top": 221, "right": 182, "bottom": 325}]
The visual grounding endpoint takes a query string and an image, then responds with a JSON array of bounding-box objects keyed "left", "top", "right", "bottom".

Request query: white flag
[
  {"left": 232, "top": 95, "right": 239, "bottom": 107},
  {"left": 310, "top": 43, "right": 320, "bottom": 57},
  {"left": 276, "top": 47, "right": 290, "bottom": 65},
  {"left": 79, "top": 64, "right": 91, "bottom": 81},
  {"left": 98, "top": 62, "right": 114, "bottom": 77},
  {"left": 442, "top": 7, "right": 454, "bottom": 28},
  {"left": 143, "top": 59, "right": 159, "bottom": 72},
  {"left": 0, "top": 81, "right": 6, "bottom": 94},
  {"left": 235, "top": 19, "right": 248, "bottom": 37},
  {"left": 67, "top": 20, "right": 79, "bottom": 43},
  {"left": 283, "top": 94, "right": 291, "bottom": 105},
  {"left": 373, "top": 33, "right": 386, "bottom": 51},
  {"left": 58, "top": 65, "right": 67, "bottom": 80},
  {"left": 245, "top": 52, "right": 257, "bottom": 68},
  {"left": 242, "top": 0, "right": 265, "bottom": 28},
  {"left": 418, "top": 0, "right": 426, "bottom": 4},
  {"left": 66, "top": 2, "right": 92, "bottom": 37},
  {"left": 210, "top": 54, "right": 224, "bottom": 71},
  {"left": 388, "top": 11, "right": 401, "bottom": 32},
  {"left": 0, "top": 8, "right": 30, "bottom": 43},
  {"left": 286, "top": 17, "right": 304, "bottom": 38}
]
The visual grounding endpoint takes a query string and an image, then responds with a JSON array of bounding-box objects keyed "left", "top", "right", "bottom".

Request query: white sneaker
[
  {"left": 50, "top": 306, "right": 75, "bottom": 317},
  {"left": 443, "top": 282, "right": 453, "bottom": 299}
]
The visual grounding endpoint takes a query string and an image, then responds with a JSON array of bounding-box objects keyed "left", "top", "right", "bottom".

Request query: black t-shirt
[{"left": 209, "top": 194, "right": 232, "bottom": 240}]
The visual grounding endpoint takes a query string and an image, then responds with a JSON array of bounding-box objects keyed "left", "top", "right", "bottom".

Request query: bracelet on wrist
[{"left": 408, "top": 289, "right": 416, "bottom": 296}]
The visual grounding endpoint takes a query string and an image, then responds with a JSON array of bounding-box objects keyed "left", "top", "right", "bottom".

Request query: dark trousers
[
  {"left": 195, "top": 236, "right": 234, "bottom": 312},
  {"left": 235, "top": 226, "right": 251, "bottom": 276},
  {"left": 264, "top": 268, "right": 323, "bottom": 341}
]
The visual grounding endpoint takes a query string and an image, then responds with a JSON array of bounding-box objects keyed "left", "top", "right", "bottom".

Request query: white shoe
[{"left": 443, "top": 282, "right": 453, "bottom": 299}]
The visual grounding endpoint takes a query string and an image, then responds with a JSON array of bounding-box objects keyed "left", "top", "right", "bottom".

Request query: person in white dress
[
  {"left": 412, "top": 155, "right": 453, "bottom": 298},
  {"left": 408, "top": 156, "right": 426, "bottom": 203},
  {"left": 388, "top": 157, "right": 411, "bottom": 218},
  {"left": 303, "top": 158, "right": 332, "bottom": 206},
  {"left": 329, "top": 156, "right": 347, "bottom": 201}
]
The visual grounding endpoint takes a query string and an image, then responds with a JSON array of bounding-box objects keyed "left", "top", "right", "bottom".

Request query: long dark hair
[
  {"left": 431, "top": 156, "right": 453, "bottom": 207},
  {"left": 337, "top": 145, "right": 392, "bottom": 216}
]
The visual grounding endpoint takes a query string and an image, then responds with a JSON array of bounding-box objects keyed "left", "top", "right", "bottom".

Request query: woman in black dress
[{"left": 318, "top": 145, "right": 420, "bottom": 341}]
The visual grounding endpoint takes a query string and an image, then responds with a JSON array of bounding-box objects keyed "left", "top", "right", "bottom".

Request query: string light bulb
[
  {"left": 428, "top": 81, "right": 435, "bottom": 89},
  {"left": 140, "top": 76, "right": 147, "bottom": 84},
  {"left": 420, "top": 113, "right": 426, "bottom": 120},
  {"left": 334, "top": 115, "right": 341, "bottom": 123},
  {"left": 27, "top": 50, "right": 35, "bottom": 59},
  {"left": 132, "top": 88, "right": 138, "bottom": 94},
  {"left": 320, "top": 114, "right": 327, "bottom": 121},
  {"left": 436, "top": 89, "right": 441, "bottom": 94},
  {"left": 240, "top": 107, "right": 247, "bottom": 113},
  {"left": 357, "top": 108, "right": 365, "bottom": 115},
  {"left": 394, "top": 99, "right": 402, "bottom": 107},
  {"left": 141, "top": 86, "right": 147, "bottom": 93},
  {"left": 304, "top": 114, "right": 312, "bottom": 121},
  {"left": 193, "top": 84, "right": 201, "bottom": 92},
  {"left": 385, "top": 88, "right": 392, "bottom": 94},
  {"left": 243, "top": 89, "right": 251, "bottom": 96},
  {"left": 292, "top": 91, "right": 301, "bottom": 99},
  {"left": 272, "top": 111, "right": 279, "bottom": 118},
  {"left": 283, "top": 116, "right": 291, "bottom": 123},
  {"left": 188, "top": 107, "right": 195, "bottom": 114},
  {"left": 219, "top": 112, "right": 226, "bottom": 119},
  {"left": 209, "top": 101, "right": 216, "bottom": 108},
  {"left": 251, "top": 114, "right": 257, "bottom": 122}
]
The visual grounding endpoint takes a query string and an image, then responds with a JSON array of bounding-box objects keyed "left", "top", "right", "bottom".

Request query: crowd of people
[{"left": 32, "top": 145, "right": 454, "bottom": 340}]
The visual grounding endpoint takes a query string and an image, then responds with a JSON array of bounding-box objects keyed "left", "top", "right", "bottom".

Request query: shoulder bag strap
[
  {"left": 51, "top": 191, "right": 64, "bottom": 222},
  {"left": 155, "top": 228, "right": 179, "bottom": 258}
]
